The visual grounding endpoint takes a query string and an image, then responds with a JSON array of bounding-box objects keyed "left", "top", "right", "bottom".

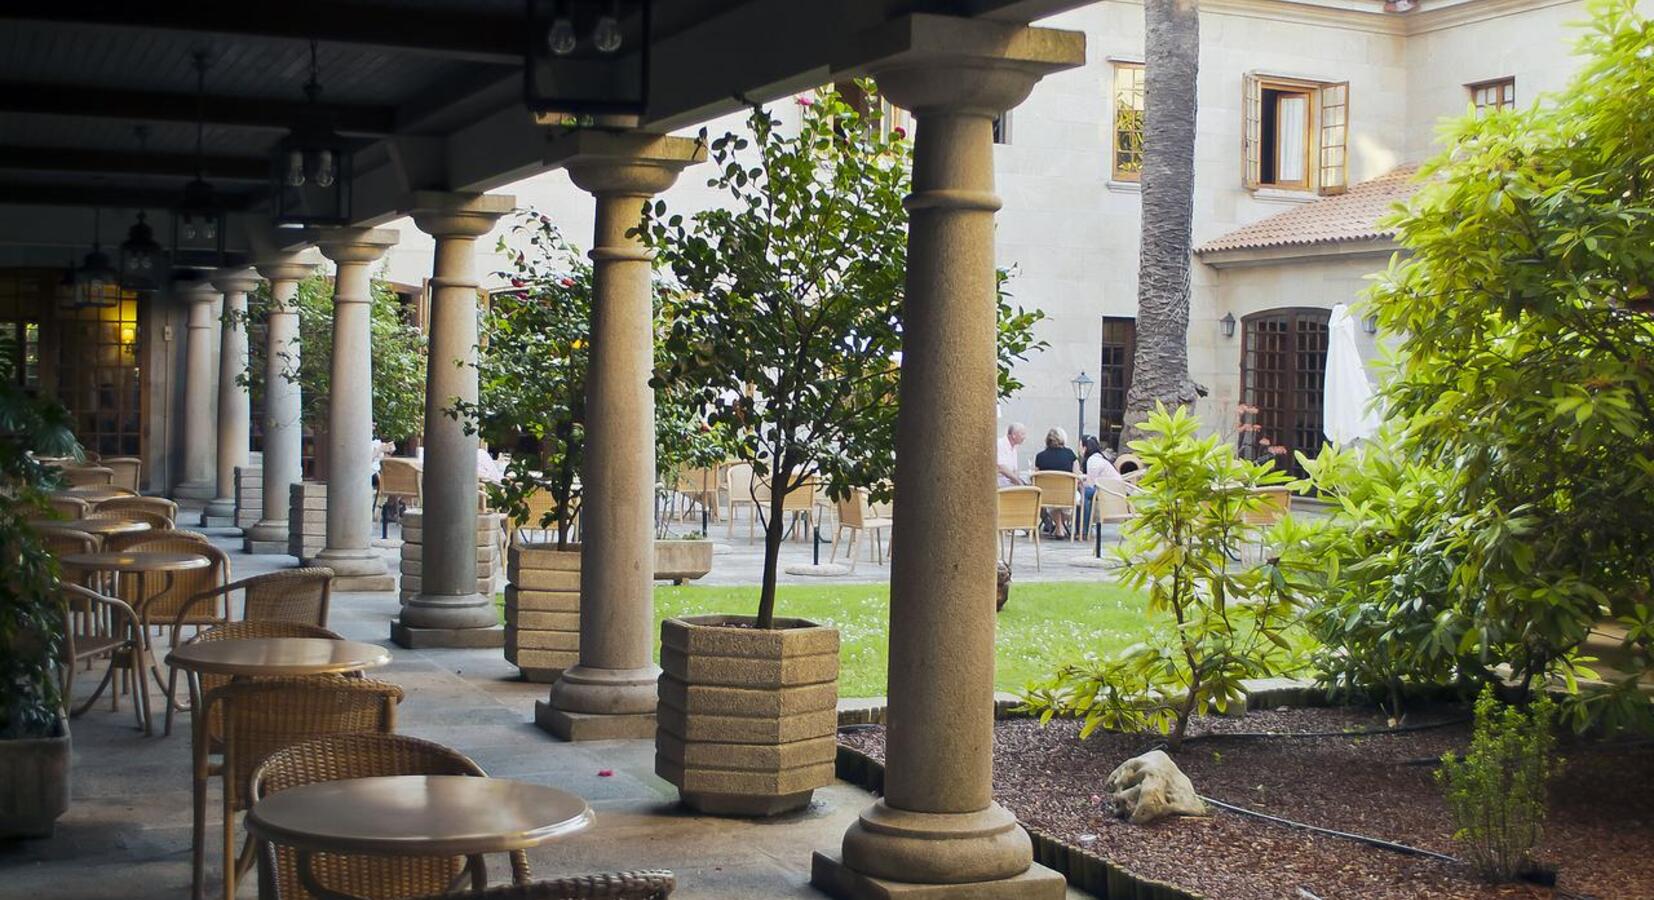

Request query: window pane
[
  {"left": 1112, "top": 64, "right": 1146, "bottom": 180},
  {"left": 1276, "top": 94, "right": 1307, "bottom": 183}
]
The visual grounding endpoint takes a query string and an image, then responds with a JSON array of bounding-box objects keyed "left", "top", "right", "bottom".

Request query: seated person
[{"left": 1033, "top": 428, "right": 1078, "bottom": 538}]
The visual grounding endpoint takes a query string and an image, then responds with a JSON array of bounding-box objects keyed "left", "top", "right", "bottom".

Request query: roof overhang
[{"left": 1197, "top": 236, "right": 1400, "bottom": 269}]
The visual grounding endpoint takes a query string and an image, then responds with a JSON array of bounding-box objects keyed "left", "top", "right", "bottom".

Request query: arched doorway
[{"left": 1240, "top": 307, "right": 1329, "bottom": 477}]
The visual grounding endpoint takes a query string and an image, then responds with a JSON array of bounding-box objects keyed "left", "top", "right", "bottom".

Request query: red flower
[
  {"left": 510, "top": 278, "right": 525, "bottom": 288},
  {"left": 597, "top": 769, "right": 614, "bottom": 777},
  {"left": 560, "top": 277, "right": 576, "bottom": 288},
  {"left": 892, "top": 126, "right": 907, "bottom": 140}
]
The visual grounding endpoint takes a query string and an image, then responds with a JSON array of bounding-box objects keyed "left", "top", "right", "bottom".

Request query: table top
[
  {"left": 246, "top": 775, "right": 592, "bottom": 856},
  {"left": 34, "top": 517, "right": 152, "bottom": 537},
  {"left": 60, "top": 550, "right": 210, "bottom": 573},
  {"left": 166, "top": 637, "right": 391, "bottom": 677},
  {"left": 53, "top": 486, "right": 131, "bottom": 501}
]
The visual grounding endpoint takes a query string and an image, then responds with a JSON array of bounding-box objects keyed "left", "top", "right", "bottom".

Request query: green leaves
[{"left": 1436, "top": 687, "right": 1558, "bottom": 882}]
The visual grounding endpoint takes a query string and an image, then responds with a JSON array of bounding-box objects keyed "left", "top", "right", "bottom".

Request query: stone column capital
[
  {"left": 178, "top": 280, "right": 221, "bottom": 306},
  {"left": 306, "top": 226, "right": 400, "bottom": 265},
  {"left": 547, "top": 132, "right": 706, "bottom": 198},
  {"left": 211, "top": 267, "right": 261, "bottom": 295},
  {"left": 255, "top": 249, "right": 323, "bottom": 284},
  {"left": 860, "top": 15, "right": 1084, "bottom": 117},
  {"left": 409, "top": 192, "right": 516, "bottom": 239}
]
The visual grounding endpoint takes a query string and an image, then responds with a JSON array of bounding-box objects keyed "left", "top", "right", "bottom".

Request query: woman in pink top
[{"left": 1079, "top": 435, "right": 1121, "bottom": 540}]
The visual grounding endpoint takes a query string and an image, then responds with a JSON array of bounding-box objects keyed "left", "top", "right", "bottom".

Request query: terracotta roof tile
[{"left": 1195, "top": 164, "right": 1423, "bottom": 254}]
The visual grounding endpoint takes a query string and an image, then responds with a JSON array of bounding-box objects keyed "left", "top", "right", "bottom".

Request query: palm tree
[{"left": 1122, "top": 0, "right": 1203, "bottom": 441}]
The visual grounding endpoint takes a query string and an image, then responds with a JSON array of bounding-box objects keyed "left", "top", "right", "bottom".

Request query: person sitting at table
[
  {"left": 1034, "top": 427, "right": 1079, "bottom": 538},
  {"left": 997, "top": 422, "right": 1028, "bottom": 487},
  {"left": 1079, "top": 434, "right": 1122, "bottom": 540}
]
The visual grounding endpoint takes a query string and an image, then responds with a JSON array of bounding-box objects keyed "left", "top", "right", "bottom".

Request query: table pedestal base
[
  {"left": 390, "top": 621, "right": 505, "bottom": 649},
  {"left": 534, "top": 702, "right": 655, "bottom": 741},
  {"left": 810, "top": 851, "right": 1066, "bottom": 899}
]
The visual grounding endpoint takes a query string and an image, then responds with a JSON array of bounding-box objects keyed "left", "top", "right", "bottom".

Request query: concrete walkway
[{"left": 2, "top": 519, "right": 1091, "bottom": 899}]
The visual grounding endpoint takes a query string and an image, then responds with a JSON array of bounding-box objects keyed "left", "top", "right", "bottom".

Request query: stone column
[
  {"left": 202, "top": 268, "right": 258, "bottom": 525},
  {"left": 391, "top": 192, "right": 514, "bottom": 648},
  {"left": 244, "top": 252, "right": 319, "bottom": 552},
  {"left": 306, "top": 228, "right": 399, "bottom": 591},
  {"left": 172, "top": 280, "right": 220, "bottom": 500},
  {"left": 535, "top": 133, "right": 703, "bottom": 741},
  {"left": 812, "top": 16, "right": 1082, "bottom": 899}
]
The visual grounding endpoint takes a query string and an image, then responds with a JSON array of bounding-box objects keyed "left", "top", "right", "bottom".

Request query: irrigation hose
[{"left": 1177, "top": 716, "right": 1471, "bottom": 743}]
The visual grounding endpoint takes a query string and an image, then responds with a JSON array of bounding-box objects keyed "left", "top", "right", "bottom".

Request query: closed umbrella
[{"left": 1323, "top": 304, "right": 1381, "bottom": 444}]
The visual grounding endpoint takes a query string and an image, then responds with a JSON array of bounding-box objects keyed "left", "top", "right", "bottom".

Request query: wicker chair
[
  {"left": 97, "top": 495, "right": 178, "bottom": 524},
  {"left": 1030, "top": 470, "right": 1082, "bottom": 541},
  {"left": 115, "top": 532, "right": 229, "bottom": 631},
  {"left": 754, "top": 475, "right": 819, "bottom": 542},
  {"left": 829, "top": 489, "right": 892, "bottom": 573},
  {"left": 996, "top": 485, "right": 1043, "bottom": 571},
  {"left": 106, "top": 526, "right": 208, "bottom": 553},
  {"left": 165, "top": 620, "right": 345, "bottom": 739},
  {"left": 62, "top": 465, "right": 115, "bottom": 486},
  {"left": 376, "top": 457, "right": 422, "bottom": 538},
  {"left": 107, "top": 507, "right": 174, "bottom": 531},
  {"left": 250, "top": 734, "right": 532, "bottom": 899},
  {"left": 100, "top": 457, "right": 143, "bottom": 492},
  {"left": 509, "top": 487, "right": 575, "bottom": 547},
  {"left": 411, "top": 871, "right": 677, "bottom": 899},
  {"left": 177, "top": 567, "right": 334, "bottom": 633},
  {"left": 673, "top": 466, "right": 719, "bottom": 523},
  {"left": 196, "top": 676, "right": 403, "bottom": 900},
  {"left": 46, "top": 495, "right": 90, "bottom": 519},
  {"left": 59, "top": 583, "right": 151, "bottom": 733},
  {"left": 1083, "top": 479, "right": 1136, "bottom": 542}
]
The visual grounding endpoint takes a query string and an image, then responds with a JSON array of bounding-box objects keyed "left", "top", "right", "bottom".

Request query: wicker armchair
[
  {"left": 100, "top": 456, "right": 143, "bottom": 492},
  {"left": 195, "top": 676, "right": 403, "bottom": 900},
  {"left": 996, "top": 485, "right": 1043, "bottom": 570},
  {"left": 165, "top": 620, "right": 345, "bottom": 739},
  {"left": 97, "top": 495, "right": 178, "bottom": 524},
  {"left": 829, "top": 489, "right": 892, "bottom": 573},
  {"left": 60, "top": 583, "right": 151, "bottom": 733},
  {"left": 250, "top": 734, "right": 532, "bottom": 899},
  {"left": 62, "top": 465, "right": 114, "bottom": 486},
  {"left": 114, "top": 533, "right": 229, "bottom": 633},
  {"left": 176, "top": 568, "right": 334, "bottom": 633},
  {"left": 46, "top": 495, "right": 90, "bottom": 519},
  {"left": 413, "top": 871, "right": 677, "bottom": 900},
  {"left": 106, "top": 507, "right": 174, "bottom": 531},
  {"left": 106, "top": 527, "right": 208, "bottom": 553}
]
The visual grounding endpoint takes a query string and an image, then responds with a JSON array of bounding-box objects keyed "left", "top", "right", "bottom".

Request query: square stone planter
[
  {"left": 655, "top": 538, "right": 713, "bottom": 585},
  {"left": 656, "top": 614, "right": 839, "bottom": 816},
  {"left": 504, "top": 543, "right": 582, "bottom": 683},
  {"left": 0, "top": 719, "right": 69, "bottom": 838}
]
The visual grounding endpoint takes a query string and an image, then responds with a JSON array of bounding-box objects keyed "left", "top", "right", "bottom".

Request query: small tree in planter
[
  {"left": 641, "top": 83, "right": 1046, "bottom": 815},
  {"left": 0, "top": 333, "right": 81, "bottom": 836}
]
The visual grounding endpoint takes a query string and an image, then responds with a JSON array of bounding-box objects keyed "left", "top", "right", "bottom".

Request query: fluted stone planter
[
  {"left": 656, "top": 615, "right": 839, "bottom": 816},
  {"left": 654, "top": 538, "right": 713, "bottom": 585},
  {"left": 0, "top": 720, "right": 69, "bottom": 838},
  {"left": 504, "top": 543, "right": 582, "bottom": 682}
]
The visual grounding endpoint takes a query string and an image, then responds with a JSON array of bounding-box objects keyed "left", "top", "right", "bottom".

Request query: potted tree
[
  {"left": 652, "top": 397, "right": 728, "bottom": 585},
  {"left": 643, "top": 82, "right": 1046, "bottom": 815},
  {"left": 0, "top": 334, "right": 81, "bottom": 837}
]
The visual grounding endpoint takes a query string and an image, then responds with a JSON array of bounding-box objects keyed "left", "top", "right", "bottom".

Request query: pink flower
[
  {"left": 597, "top": 769, "right": 614, "bottom": 777},
  {"left": 796, "top": 96, "right": 814, "bottom": 107},
  {"left": 509, "top": 278, "right": 525, "bottom": 288},
  {"left": 892, "top": 126, "right": 907, "bottom": 140},
  {"left": 559, "top": 277, "right": 576, "bottom": 288}
]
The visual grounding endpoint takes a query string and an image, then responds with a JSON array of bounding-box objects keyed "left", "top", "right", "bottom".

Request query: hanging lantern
[
  {"left": 74, "top": 208, "right": 120, "bottom": 310},
  {"left": 172, "top": 52, "right": 227, "bottom": 269},
  {"left": 272, "top": 40, "right": 357, "bottom": 226},
  {"left": 119, "top": 211, "right": 165, "bottom": 292},
  {"left": 525, "top": 0, "right": 648, "bottom": 125}
]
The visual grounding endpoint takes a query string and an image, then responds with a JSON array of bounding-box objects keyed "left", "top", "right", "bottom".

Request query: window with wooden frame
[
  {"left": 1469, "top": 77, "right": 1515, "bottom": 116},
  {"left": 1240, "top": 308, "right": 1330, "bottom": 478},
  {"left": 1111, "top": 62, "right": 1146, "bottom": 181},
  {"left": 1097, "top": 316, "right": 1136, "bottom": 450},
  {"left": 1243, "top": 74, "right": 1348, "bottom": 195}
]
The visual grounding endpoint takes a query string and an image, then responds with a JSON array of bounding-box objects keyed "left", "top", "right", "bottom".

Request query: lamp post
[{"left": 1071, "top": 370, "right": 1094, "bottom": 443}]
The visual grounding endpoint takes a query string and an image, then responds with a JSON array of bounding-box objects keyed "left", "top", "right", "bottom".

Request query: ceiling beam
[
  {"left": 0, "top": 82, "right": 397, "bottom": 136},
  {"left": 0, "top": 146, "right": 270, "bottom": 182},
  {"left": 0, "top": 183, "right": 259, "bottom": 211},
  {"left": 0, "top": 1, "right": 525, "bottom": 66}
]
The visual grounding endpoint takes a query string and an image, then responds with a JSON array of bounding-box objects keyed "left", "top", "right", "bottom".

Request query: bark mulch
[{"left": 837, "top": 705, "right": 1654, "bottom": 899}]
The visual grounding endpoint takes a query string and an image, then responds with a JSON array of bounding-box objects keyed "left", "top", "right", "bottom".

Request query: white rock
[{"left": 1104, "top": 750, "right": 1208, "bottom": 825}]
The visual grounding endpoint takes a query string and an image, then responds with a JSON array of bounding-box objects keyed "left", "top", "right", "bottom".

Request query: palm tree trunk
[{"left": 1123, "top": 0, "right": 1203, "bottom": 443}]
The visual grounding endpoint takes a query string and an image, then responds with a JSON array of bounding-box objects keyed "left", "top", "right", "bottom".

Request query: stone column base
[
  {"left": 810, "top": 852, "right": 1067, "bottom": 900},
  {"left": 328, "top": 573, "right": 397, "bottom": 592},
  {"left": 244, "top": 539, "right": 290, "bottom": 555},
  {"left": 243, "top": 519, "right": 288, "bottom": 554},
  {"left": 390, "top": 621, "right": 505, "bottom": 649},
  {"left": 204, "top": 497, "right": 237, "bottom": 519},
  {"left": 173, "top": 480, "right": 215, "bottom": 501},
  {"left": 533, "top": 702, "right": 656, "bottom": 741}
]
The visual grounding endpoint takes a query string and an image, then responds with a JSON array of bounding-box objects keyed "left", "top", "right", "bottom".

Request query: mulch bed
[{"left": 838, "top": 705, "right": 1654, "bottom": 899}]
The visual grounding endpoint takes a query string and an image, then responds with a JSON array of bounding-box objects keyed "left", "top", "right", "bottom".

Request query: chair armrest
[{"left": 171, "top": 582, "right": 237, "bottom": 645}]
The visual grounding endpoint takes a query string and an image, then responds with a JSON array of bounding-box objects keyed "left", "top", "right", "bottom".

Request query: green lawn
[{"left": 651, "top": 581, "right": 1152, "bottom": 699}]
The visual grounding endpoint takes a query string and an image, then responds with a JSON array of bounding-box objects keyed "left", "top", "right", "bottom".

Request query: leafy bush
[
  {"left": 1437, "top": 687, "right": 1559, "bottom": 882},
  {"left": 1305, "top": 0, "right": 1654, "bottom": 730},
  {"left": 1022, "top": 406, "right": 1313, "bottom": 747}
]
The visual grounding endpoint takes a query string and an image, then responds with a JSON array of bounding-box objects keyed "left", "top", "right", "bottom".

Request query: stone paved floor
[{"left": 2, "top": 512, "right": 1091, "bottom": 899}]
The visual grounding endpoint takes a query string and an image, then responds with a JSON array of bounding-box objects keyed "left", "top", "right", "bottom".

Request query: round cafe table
[
  {"left": 53, "top": 486, "right": 133, "bottom": 504},
  {"left": 246, "top": 775, "right": 592, "bottom": 897},
  {"left": 32, "top": 516, "right": 151, "bottom": 541},
  {"left": 166, "top": 637, "right": 391, "bottom": 679}
]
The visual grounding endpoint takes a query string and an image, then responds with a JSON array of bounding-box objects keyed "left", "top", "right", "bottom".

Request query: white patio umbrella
[{"left": 1323, "top": 304, "right": 1382, "bottom": 445}]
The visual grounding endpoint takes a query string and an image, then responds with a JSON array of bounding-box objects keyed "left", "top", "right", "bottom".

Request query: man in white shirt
[{"left": 997, "top": 423, "right": 1027, "bottom": 486}]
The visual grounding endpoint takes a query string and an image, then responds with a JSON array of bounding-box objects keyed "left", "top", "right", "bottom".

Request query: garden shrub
[
  {"left": 1437, "top": 687, "right": 1559, "bottom": 883},
  {"left": 1022, "top": 405, "right": 1315, "bottom": 747}
]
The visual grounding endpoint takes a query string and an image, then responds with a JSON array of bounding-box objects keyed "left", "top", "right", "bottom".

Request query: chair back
[
  {"left": 47, "top": 496, "right": 90, "bottom": 519},
  {"left": 1030, "top": 471, "right": 1081, "bottom": 509},
  {"left": 1093, "top": 481, "right": 1135, "bottom": 521},
  {"left": 106, "top": 508, "right": 173, "bottom": 531},
  {"left": 80, "top": 450, "right": 101, "bottom": 462},
  {"left": 510, "top": 487, "right": 566, "bottom": 545},
  {"left": 184, "top": 621, "right": 345, "bottom": 745},
  {"left": 1243, "top": 486, "right": 1292, "bottom": 527},
  {"left": 1114, "top": 454, "right": 1143, "bottom": 476},
  {"left": 379, "top": 458, "right": 422, "bottom": 503},
  {"left": 996, "top": 486, "right": 1042, "bottom": 530},
  {"left": 241, "top": 568, "right": 334, "bottom": 626},
  {"left": 100, "top": 457, "right": 142, "bottom": 492},
  {"left": 115, "top": 534, "right": 228, "bottom": 626},
  {"left": 726, "top": 462, "right": 756, "bottom": 500},
  {"left": 675, "top": 466, "right": 719, "bottom": 496},
  {"left": 834, "top": 490, "right": 866, "bottom": 530},
  {"left": 757, "top": 475, "right": 816, "bottom": 512},
  {"left": 105, "top": 527, "right": 208, "bottom": 553},
  {"left": 251, "top": 734, "right": 518, "bottom": 900},
  {"left": 97, "top": 495, "right": 177, "bottom": 523},
  {"left": 209, "top": 676, "right": 402, "bottom": 815},
  {"left": 43, "top": 527, "right": 98, "bottom": 559},
  {"left": 62, "top": 466, "right": 114, "bottom": 487}
]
